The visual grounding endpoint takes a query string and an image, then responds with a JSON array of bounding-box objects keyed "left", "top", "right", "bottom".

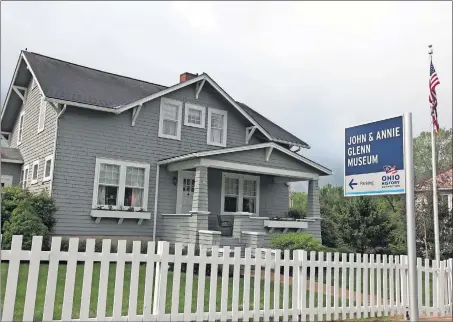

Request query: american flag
[{"left": 429, "top": 58, "right": 440, "bottom": 133}]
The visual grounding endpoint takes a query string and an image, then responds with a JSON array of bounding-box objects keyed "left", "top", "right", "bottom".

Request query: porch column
[
  {"left": 190, "top": 166, "right": 210, "bottom": 232},
  {"left": 192, "top": 166, "right": 209, "bottom": 213},
  {"left": 307, "top": 179, "right": 320, "bottom": 217},
  {"left": 307, "top": 179, "right": 322, "bottom": 241}
]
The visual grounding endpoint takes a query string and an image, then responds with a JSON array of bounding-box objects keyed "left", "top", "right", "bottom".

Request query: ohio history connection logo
[{"left": 382, "top": 165, "right": 400, "bottom": 187}]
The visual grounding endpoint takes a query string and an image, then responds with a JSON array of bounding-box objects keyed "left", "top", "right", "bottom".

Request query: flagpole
[{"left": 429, "top": 45, "right": 441, "bottom": 264}]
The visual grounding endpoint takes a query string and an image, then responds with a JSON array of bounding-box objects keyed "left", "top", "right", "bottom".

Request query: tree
[
  {"left": 413, "top": 127, "right": 452, "bottom": 182},
  {"left": 290, "top": 191, "right": 307, "bottom": 216}
]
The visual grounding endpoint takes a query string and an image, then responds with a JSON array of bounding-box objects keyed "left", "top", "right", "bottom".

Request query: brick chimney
[{"left": 180, "top": 72, "right": 198, "bottom": 83}]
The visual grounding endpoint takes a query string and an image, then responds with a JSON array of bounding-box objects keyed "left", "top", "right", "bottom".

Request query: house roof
[
  {"left": 4, "top": 51, "right": 311, "bottom": 148},
  {"left": 22, "top": 51, "right": 166, "bottom": 108},
  {"left": 416, "top": 168, "right": 453, "bottom": 191},
  {"left": 158, "top": 142, "right": 332, "bottom": 175},
  {"left": 237, "top": 102, "right": 310, "bottom": 148},
  {"left": 1, "top": 147, "right": 24, "bottom": 164}
]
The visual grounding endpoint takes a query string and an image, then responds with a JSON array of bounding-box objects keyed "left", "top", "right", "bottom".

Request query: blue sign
[{"left": 344, "top": 115, "right": 405, "bottom": 196}]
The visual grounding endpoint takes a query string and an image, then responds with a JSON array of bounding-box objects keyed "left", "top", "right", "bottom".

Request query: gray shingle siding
[
  {"left": 52, "top": 84, "right": 253, "bottom": 236},
  {"left": 2, "top": 163, "right": 22, "bottom": 185},
  {"left": 9, "top": 79, "right": 57, "bottom": 193}
]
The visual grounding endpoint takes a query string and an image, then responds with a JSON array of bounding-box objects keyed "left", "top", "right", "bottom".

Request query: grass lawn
[{"left": 1, "top": 263, "right": 330, "bottom": 321}]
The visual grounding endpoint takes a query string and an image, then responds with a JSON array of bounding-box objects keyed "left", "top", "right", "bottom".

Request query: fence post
[
  {"left": 293, "top": 249, "right": 302, "bottom": 322},
  {"left": 448, "top": 258, "right": 453, "bottom": 316},
  {"left": 153, "top": 241, "right": 167, "bottom": 317}
]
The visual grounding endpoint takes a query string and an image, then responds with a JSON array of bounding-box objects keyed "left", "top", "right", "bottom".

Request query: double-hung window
[
  {"left": 43, "top": 155, "right": 54, "bottom": 182},
  {"left": 158, "top": 98, "right": 182, "bottom": 140},
  {"left": 184, "top": 103, "right": 205, "bottom": 128},
  {"left": 20, "top": 165, "right": 30, "bottom": 188},
  {"left": 93, "top": 158, "right": 150, "bottom": 210},
  {"left": 207, "top": 108, "right": 228, "bottom": 147},
  {"left": 221, "top": 173, "right": 260, "bottom": 215},
  {"left": 37, "top": 98, "right": 47, "bottom": 133},
  {"left": 31, "top": 160, "right": 40, "bottom": 184},
  {"left": 17, "top": 111, "right": 25, "bottom": 145}
]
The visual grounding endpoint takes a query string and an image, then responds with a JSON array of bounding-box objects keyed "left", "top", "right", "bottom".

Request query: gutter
[
  {"left": 49, "top": 104, "right": 67, "bottom": 196},
  {"left": 44, "top": 97, "right": 119, "bottom": 114}
]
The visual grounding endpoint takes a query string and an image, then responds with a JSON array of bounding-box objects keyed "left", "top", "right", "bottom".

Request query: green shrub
[
  {"left": 1, "top": 185, "right": 57, "bottom": 233},
  {"left": 2, "top": 200, "right": 50, "bottom": 250},
  {"left": 30, "top": 190, "right": 57, "bottom": 232},
  {"left": 1, "top": 185, "right": 33, "bottom": 230},
  {"left": 271, "top": 233, "right": 326, "bottom": 254}
]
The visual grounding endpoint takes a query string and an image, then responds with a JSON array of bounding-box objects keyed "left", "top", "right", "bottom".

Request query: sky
[{"left": 1, "top": 1, "right": 452, "bottom": 191}]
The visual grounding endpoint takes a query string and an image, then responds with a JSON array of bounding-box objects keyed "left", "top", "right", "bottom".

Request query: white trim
[
  {"left": 37, "top": 97, "right": 47, "bottom": 133},
  {"left": 131, "top": 104, "right": 143, "bottom": 126},
  {"left": 118, "top": 74, "right": 205, "bottom": 112},
  {"left": 176, "top": 170, "right": 195, "bottom": 214},
  {"left": 1, "top": 159, "right": 23, "bottom": 164},
  {"left": 20, "top": 165, "right": 30, "bottom": 188},
  {"left": 195, "top": 79, "right": 206, "bottom": 99},
  {"left": 207, "top": 107, "right": 228, "bottom": 147},
  {"left": 245, "top": 126, "right": 257, "bottom": 144},
  {"left": 17, "top": 110, "right": 25, "bottom": 145},
  {"left": 48, "top": 104, "right": 67, "bottom": 197},
  {"left": 265, "top": 146, "right": 273, "bottom": 161},
  {"left": 198, "top": 230, "right": 221, "bottom": 235},
  {"left": 90, "top": 209, "right": 151, "bottom": 225},
  {"left": 12, "top": 86, "right": 25, "bottom": 101},
  {"left": 160, "top": 141, "right": 332, "bottom": 175},
  {"left": 241, "top": 231, "right": 265, "bottom": 236},
  {"left": 263, "top": 220, "right": 308, "bottom": 229},
  {"left": 161, "top": 213, "right": 193, "bottom": 217},
  {"left": 220, "top": 172, "right": 260, "bottom": 216},
  {"left": 31, "top": 160, "right": 40, "bottom": 185},
  {"left": 43, "top": 155, "right": 54, "bottom": 182},
  {"left": 166, "top": 158, "right": 320, "bottom": 179},
  {"left": 92, "top": 158, "right": 150, "bottom": 211},
  {"left": 44, "top": 97, "right": 119, "bottom": 113},
  {"left": 158, "top": 98, "right": 182, "bottom": 140},
  {"left": 184, "top": 103, "right": 206, "bottom": 128}
]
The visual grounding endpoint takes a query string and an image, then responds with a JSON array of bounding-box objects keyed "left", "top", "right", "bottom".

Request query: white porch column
[
  {"left": 307, "top": 179, "right": 321, "bottom": 218},
  {"left": 192, "top": 166, "right": 209, "bottom": 213},
  {"left": 190, "top": 166, "right": 210, "bottom": 233}
]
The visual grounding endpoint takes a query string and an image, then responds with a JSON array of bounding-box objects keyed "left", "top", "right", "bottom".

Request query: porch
[{"left": 155, "top": 143, "right": 331, "bottom": 249}]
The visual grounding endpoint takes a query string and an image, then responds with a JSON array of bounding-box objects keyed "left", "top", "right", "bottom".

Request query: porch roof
[{"left": 158, "top": 142, "right": 332, "bottom": 180}]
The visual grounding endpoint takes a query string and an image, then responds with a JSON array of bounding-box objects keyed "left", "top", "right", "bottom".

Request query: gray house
[{"left": 1, "top": 51, "right": 332, "bottom": 249}]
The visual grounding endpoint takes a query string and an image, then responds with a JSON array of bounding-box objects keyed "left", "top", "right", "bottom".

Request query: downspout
[
  {"left": 49, "top": 104, "right": 67, "bottom": 196},
  {"left": 152, "top": 164, "right": 160, "bottom": 242}
]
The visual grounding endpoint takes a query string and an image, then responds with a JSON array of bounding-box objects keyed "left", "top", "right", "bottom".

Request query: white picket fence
[{"left": 1, "top": 235, "right": 452, "bottom": 321}]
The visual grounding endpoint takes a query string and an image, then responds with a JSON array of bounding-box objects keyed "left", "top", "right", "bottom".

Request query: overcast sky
[{"left": 1, "top": 1, "right": 452, "bottom": 190}]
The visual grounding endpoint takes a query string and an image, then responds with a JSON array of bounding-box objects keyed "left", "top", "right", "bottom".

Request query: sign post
[{"left": 344, "top": 113, "right": 419, "bottom": 321}]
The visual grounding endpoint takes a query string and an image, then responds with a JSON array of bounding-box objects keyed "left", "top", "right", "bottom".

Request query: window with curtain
[
  {"left": 159, "top": 98, "right": 182, "bottom": 140},
  {"left": 97, "top": 163, "right": 120, "bottom": 206},
  {"left": 93, "top": 158, "right": 150, "bottom": 210},
  {"left": 221, "top": 173, "right": 259, "bottom": 214},
  {"left": 207, "top": 108, "right": 227, "bottom": 147}
]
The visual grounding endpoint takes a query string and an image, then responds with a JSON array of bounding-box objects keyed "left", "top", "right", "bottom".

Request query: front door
[{"left": 177, "top": 171, "right": 195, "bottom": 214}]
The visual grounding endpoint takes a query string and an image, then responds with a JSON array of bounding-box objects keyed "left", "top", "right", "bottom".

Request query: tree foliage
[{"left": 413, "top": 127, "right": 452, "bottom": 182}]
